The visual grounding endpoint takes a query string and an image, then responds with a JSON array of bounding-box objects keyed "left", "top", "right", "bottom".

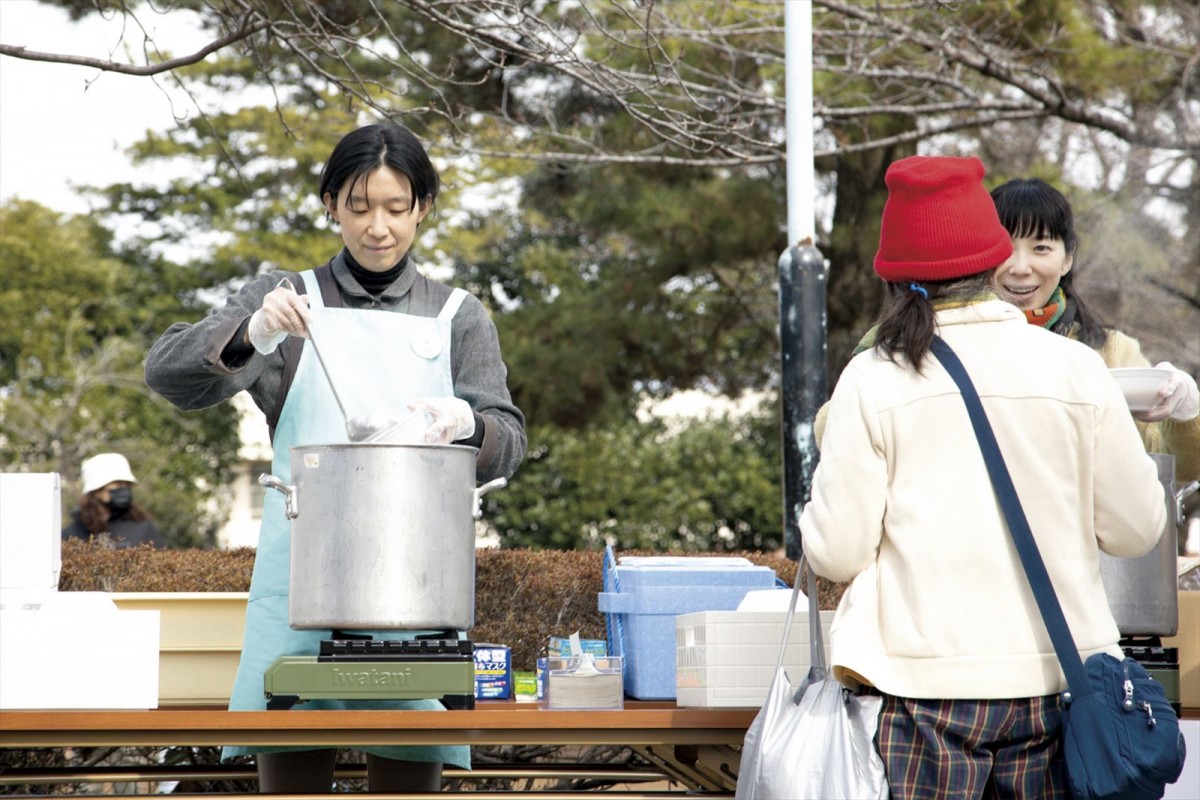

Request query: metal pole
[
  {"left": 780, "top": 0, "right": 826, "bottom": 559},
  {"left": 779, "top": 246, "right": 826, "bottom": 559},
  {"left": 784, "top": 0, "right": 815, "bottom": 245}
]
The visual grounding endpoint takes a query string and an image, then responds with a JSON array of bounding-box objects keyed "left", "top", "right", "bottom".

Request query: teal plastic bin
[{"left": 599, "top": 548, "right": 777, "bottom": 700}]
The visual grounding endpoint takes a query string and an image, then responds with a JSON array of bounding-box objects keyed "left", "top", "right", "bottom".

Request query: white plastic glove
[
  {"left": 247, "top": 279, "right": 310, "bottom": 355},
  {"left": 1137, "top": 362, "right": 1200, "bottom": 423},
  {"left": 408, "top": 397, "right": 476, "bottom": 444}
]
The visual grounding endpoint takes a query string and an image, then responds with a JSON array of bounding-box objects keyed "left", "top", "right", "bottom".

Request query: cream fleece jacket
[
  {"left": 815, "top": 321, "right": 1200, "bottom": 482},
  {"left": 801, "top": 301, "right": 1166, "bottom": 699}
]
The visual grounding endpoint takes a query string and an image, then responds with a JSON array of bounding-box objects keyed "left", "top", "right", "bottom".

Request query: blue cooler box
[{"left": 598, "top": 552, "right": 777, "bottom": 700}]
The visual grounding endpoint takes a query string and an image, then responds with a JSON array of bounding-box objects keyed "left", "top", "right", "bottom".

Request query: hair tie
[{"left": 908, "top": 282, "right": 929, "bottom": 299}]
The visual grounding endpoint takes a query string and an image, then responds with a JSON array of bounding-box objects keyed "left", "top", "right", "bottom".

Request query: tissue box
[
  {"left": 598, "top": 557, "right": 777, "bottom": 699},
  {"left": 474, "top": 644, "right": 512, "bottom": 700},
  {"left": 541, "top": 656, "right": 624, "bottom": 710},
  {"left": 675, "top": 609, "right": 835, "bottom": 708}
]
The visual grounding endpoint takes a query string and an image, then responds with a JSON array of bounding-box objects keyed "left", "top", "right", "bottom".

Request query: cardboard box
[
  {"left": 676, "top": 609, "right": 835, "bottom": 708},
  {"left": 111, "top": 592, "right": 246, "bottom": 706},
  {"left": 1162, "top": 591, "right": 1199, "bottom": 711},
  {"left": 598, "top": 556, "right": 777, "bottom": 699}
]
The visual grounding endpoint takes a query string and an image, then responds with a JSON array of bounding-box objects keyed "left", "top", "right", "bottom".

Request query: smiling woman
[
  {"left": 993, "top": 234, "right": 1073, "bottom": 312},
  {"left": 990, "top": 177, "right": 1200, "bottom": 480}
]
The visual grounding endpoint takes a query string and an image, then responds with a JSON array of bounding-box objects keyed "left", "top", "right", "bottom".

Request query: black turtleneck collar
[{"left": 344, "top": 249, "right": 410, "bottom": 295}]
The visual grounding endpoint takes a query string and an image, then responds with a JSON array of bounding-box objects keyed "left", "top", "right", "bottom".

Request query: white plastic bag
[{"left": 735, "top": 562, "right": 888, "bottom": 800}]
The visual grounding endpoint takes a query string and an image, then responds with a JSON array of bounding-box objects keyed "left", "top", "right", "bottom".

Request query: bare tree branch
[
  {"left": 2, "top": 0, "right": 1195, "bottom": 166},
  {"left": 0, "top": 17, "right": 270, "bottom": 76}
]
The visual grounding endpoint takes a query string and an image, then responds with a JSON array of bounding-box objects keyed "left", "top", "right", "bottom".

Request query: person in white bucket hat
[{"left": 62, "top": 453, "right": 164, "bottom": 548}]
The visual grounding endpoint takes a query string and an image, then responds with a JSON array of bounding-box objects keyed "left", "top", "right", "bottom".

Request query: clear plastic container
[{"left": 540, "top": 655, "right": 624, "bottom": 710}]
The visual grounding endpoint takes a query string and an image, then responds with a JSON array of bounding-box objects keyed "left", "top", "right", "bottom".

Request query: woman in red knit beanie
[{"left": 799, "top": 155, "right": 1170, "bottom": 799}]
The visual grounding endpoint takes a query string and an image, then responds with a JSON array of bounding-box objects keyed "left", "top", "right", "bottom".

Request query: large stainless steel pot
[
  {"left": 1098, "top": 453, "right": 1198, "bottom": 637},
  {"left": 260, "top": 443, "right": 505, "bottom": 632}
]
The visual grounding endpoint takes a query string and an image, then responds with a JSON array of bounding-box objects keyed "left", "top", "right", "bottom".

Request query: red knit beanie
[{"left": 873, "top": 155, "right": 1013, "bottom": 282}]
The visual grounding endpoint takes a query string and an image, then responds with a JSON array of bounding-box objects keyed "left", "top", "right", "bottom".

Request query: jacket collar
[
  {"left": 934, "top": 299, "right": 1026, "bottom": 328},
  {"left": 328, "top": 249, "right": 420, "bottom": 300}
]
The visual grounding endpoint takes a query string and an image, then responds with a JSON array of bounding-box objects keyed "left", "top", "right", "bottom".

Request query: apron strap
[
  {"left": 267, "top": 264, "right": 339, "bottom": 440},
  {"left": 438, "top": 288, "right": 469, "bottom": 322}
]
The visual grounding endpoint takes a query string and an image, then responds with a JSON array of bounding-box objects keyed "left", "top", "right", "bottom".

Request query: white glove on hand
[
  {"left": 408, "top": 397, "right": 476, "bottom": 444},
  {"left": 1138, "top": 361, "right": 1200, "bottom": 422},
  {"left": 247, "top": 280, "right": 310, "bottom": 355}
]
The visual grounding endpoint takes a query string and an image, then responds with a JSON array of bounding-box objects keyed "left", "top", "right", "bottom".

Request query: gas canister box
[{"left": 473, "top": 643, "right": 512, "bottom": 700}]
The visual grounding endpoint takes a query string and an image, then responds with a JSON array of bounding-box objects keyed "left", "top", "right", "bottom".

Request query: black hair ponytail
[
  {"left": 1053, "top": 271, "right": 1109, "bottom": 349},
  {"left": 872, "top": 273, "right": 991, "bottom": 373}
]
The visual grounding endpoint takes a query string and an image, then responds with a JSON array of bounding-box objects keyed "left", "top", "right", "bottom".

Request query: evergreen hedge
[{"left": 60, "top": 539, "right": 844, "bottom": 671}]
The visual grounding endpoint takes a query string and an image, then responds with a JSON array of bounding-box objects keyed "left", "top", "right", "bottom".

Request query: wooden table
[{"left": 0, "top": 702, "right": 756, "bottom": 796}]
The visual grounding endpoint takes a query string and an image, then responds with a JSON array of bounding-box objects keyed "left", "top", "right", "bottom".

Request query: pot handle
[
  {"left": 1177, "top": 480, "right": 1200, "bottom": 522},
  {"left": 259, "top": 474, "right": 299, "bottom": 520},
  {"left": 473, "top": 477, "right": 507, "bottom": 520}
]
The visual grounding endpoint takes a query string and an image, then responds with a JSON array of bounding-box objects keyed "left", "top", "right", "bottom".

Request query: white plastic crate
[{"left": 675, "top": 609, "right": 835, "bottom": 708}]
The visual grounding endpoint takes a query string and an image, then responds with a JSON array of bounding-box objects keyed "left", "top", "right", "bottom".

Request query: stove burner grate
[{"left": 319, "top": 638, "right": 474, "bottom": 662}]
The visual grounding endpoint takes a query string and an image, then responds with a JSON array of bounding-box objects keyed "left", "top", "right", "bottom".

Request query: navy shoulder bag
[{"left": 930, "top": 336, "right": 1185, "bottom": 800}]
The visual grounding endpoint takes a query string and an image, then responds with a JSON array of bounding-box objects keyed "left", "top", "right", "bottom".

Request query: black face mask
[{"left": 106, "top": 486, "right": 133, "bottom": 512}]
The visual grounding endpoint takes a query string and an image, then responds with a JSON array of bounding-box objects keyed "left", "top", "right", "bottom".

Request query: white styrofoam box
[
  {"left": 0, "top": 592, "right": 159, "bottom": 709},
  {"left": 599, "top": 557, "right": 778, "bottom": 700},
  {"left": 675, "top": 609, "right": 835, "bottom": 708},
  {"left": 737, "top": 588, "right": 794, "bottom": 611},
  {"left": 0, "top": 472, "right": 62, "bottom": 609}
]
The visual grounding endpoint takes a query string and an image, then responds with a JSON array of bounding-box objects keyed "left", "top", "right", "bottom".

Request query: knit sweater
[{"left": 801, "top": 301, "right": 1166, "bottom": 699}]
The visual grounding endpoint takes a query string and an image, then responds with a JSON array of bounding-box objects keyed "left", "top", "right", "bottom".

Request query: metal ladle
[{"left": 304, "top": 312, "right": 387, "bottom": 442}]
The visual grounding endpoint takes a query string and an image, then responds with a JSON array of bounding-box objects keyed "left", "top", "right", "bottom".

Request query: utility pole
[{"left": 779, "top": 0, "right": 827, "bottom": 560}]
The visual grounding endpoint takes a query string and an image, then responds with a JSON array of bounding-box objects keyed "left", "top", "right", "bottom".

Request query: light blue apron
[{"left": 223, "top": 270, "right": 471, "bottom": 769}]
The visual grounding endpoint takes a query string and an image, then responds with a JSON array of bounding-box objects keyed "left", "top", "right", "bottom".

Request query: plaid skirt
[{"left": 874, "top": 693, "right": 1066, "bottom": 800}]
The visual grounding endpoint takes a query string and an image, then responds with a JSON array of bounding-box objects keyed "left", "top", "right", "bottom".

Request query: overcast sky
[{"left": 0, "top": 1, "right": 204, "bottom": 215}]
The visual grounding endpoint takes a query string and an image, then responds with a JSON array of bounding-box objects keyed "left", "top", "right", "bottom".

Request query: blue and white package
[{"left": 473, "top": 644, "right": 512, "bottom": 699}]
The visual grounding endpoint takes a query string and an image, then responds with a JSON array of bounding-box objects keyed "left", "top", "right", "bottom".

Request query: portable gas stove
[
  {"left": 264, "top": 631, "right": 476, "bottom": 710},
  {"left": 1120, "top": 636, "right": 1181, "bottom": 716}
]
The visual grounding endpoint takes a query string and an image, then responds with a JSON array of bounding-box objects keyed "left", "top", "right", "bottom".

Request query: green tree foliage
[
  {"left": 82, "top": 76, "right": 787, "bottom": 546},
  {"left": 0, "top": 199, "right": 240, "bottom": 547},
  {"left": 491, "top": 406, "right": 782, "bottom": 552},
  {"left": 5, "top": 0, "right": 1196, "bottom": 551},
  {"left": 99, "top": 102, "right": 360, "bottom": 284},
  {"left": 457, "top": 161, "right": 785, "bottom": 428}
]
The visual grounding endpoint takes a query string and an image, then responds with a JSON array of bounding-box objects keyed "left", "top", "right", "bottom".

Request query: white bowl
[{"left": 1110, "top": 367, "right": 1171, "bottom": 413}]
